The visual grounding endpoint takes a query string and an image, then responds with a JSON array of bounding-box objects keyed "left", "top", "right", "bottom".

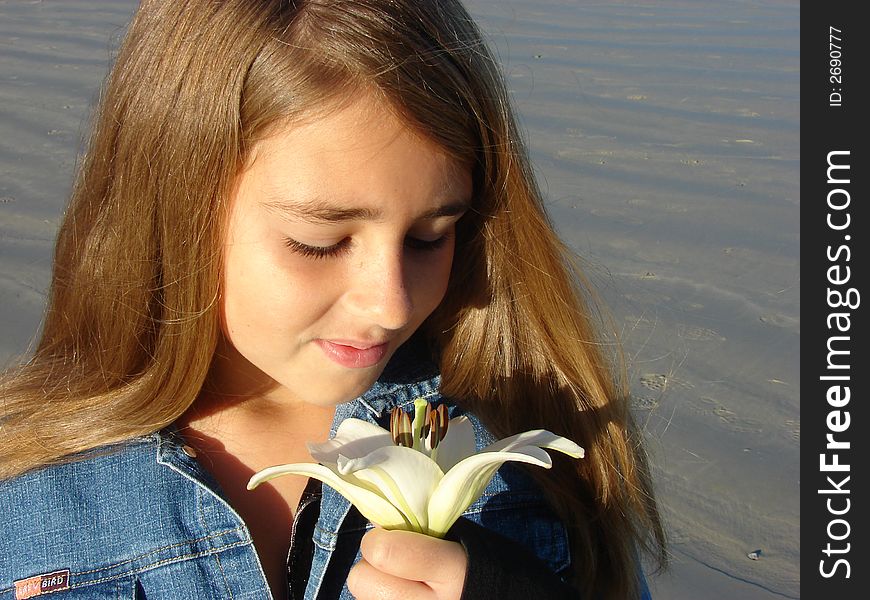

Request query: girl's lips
[{"left": 316, "top": 340, "right": 389, "bottom": 369}]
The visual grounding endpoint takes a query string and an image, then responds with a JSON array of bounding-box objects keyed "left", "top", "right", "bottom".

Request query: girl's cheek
[{"left": 412, "top": 246, "right": 455, "bottom": 304}]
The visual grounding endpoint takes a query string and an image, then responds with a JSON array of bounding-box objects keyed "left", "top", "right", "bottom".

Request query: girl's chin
[{"left": 279, "top": 371, "right": 386, "bottom": 408}]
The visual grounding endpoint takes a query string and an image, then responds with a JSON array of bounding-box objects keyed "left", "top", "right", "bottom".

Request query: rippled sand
[{"left": 0, "top": 1, "right": 799, "bottom": 598}]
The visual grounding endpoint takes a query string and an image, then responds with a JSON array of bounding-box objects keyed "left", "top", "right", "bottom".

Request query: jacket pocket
[
  {"left": 27, "top": 576, "right": 136, "bottom": 599},
  {"left": 465, "top": 490, "right": 571, "bottom": 575}
]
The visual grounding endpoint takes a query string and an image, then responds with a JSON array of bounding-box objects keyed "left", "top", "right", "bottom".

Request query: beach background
[{"left": 0, "top": 1, "right": 799, "bottom": 598}]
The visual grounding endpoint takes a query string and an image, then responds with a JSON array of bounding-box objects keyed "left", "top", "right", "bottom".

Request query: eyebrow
[{"left": 263, "top": 197, "right": 470, "bottom": 224}]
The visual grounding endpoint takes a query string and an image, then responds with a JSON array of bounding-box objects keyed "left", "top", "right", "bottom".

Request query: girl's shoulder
[
  {"left": 0, "top": 432, "right": 255, "bottom": 598},
  {"left": 0, "top": 435, "right": 160, "bottom": 523}
]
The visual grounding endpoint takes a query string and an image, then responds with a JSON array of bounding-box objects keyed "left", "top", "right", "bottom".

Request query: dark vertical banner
[{"left": 802, "top": 1, "right": 868, "bottom": 597}]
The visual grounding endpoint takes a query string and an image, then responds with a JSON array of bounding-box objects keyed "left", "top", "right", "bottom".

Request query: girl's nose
[{"left": 345, "top": 249, "right": 414, "bottom": 332}]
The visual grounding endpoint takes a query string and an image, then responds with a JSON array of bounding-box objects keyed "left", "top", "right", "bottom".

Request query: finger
[
  {"left": 360, "top": 528, "right": 467, "bottom": 586},
  {"left": 347, "top": 558, "right": 436, "bottom": 600}
]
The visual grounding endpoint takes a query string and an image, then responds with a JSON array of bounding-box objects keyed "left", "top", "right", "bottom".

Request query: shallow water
[
  {"left": 468, "top": 2, "right": 799, "bottom": 597},
  {"left": 0, "top": 1, "right": 799, "bottom": 597}
]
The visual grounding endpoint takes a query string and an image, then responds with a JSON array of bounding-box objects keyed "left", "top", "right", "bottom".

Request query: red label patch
[{"left": 14, "top": 570, "right": 70, "bottom": 599}]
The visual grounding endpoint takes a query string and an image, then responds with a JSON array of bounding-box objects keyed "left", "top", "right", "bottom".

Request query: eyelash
[{"left": 283, "top": 233, "right": 453, "bottom": 260}]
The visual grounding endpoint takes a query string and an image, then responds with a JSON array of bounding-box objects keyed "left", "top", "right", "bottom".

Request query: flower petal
[
  {"left": 247, "top": 462, "right": 409, "bottom": 529},
  {"left": 482, "top": 429, "right": 584, "bottom": 459},
  {"left": 307, "top": 418, "right": 393, "bottom": 464},
  {"left": 338, "top": 445, "right": 444, "bottom": 534},
  {"left": 426, "top": 446, "right": 553, "bottom": 537},
  {"left": 432, "top": 415, "right": 476, "bottom": 472}
]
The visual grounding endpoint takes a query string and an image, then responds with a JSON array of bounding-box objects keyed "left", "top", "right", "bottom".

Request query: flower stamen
[
  {"left": 390, "top": 407, "right": 413, "bottom": 448},
  {"left": 426, "top": 404, "right": 449, "bottom": 451},
  {"left": 391, "top": 400, "right": 451, "bottom": 455}
]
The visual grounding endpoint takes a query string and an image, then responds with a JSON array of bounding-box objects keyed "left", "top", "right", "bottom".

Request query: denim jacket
[{"left": 0, "top": 349, "right": 591, "bottom": 599}]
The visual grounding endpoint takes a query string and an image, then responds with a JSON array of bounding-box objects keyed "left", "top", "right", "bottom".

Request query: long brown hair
[{"left": 0, "top": 1, "right": 665, "bottom": 596}]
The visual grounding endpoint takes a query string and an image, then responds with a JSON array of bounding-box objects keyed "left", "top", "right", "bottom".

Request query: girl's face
[{"left": 215, "top": 96, "right": 471, "bottom": 408}]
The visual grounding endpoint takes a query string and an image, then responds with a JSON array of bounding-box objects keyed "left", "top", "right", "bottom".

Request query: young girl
[{"left": 0, "top": 1, "right": 666, "bottom": 598}]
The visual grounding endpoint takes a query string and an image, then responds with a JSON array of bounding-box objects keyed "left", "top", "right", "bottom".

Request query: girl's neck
[{"left": 176, "top": 391, "right": 335, "bottom": 600}]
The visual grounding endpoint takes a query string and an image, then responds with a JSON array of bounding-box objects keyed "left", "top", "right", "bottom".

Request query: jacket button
[{"left": 181, "top": 445, "right": 198, "bottom": 458}]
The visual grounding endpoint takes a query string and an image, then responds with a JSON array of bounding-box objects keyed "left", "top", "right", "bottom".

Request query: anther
[
  {"left": 390, "top": 407, "right": 413, "bottom": 448},
  {"left": 426, "top": 404, "right": 450, "bottom": 450}
]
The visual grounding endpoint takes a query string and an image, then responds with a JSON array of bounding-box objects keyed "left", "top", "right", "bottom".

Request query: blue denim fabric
[{"left": 0, "top": 354, "right": 650, "bottom": 599}]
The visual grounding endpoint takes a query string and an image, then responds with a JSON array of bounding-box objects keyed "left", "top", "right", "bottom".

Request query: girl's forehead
[
  {"left": 247, "top": 93, "right": 465, "bottom": 172},
  {"left": 235, "top": 95, "right": 472, "bottom": 208}
]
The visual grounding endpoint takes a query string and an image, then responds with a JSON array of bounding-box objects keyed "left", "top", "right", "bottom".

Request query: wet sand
[{"left": 0, "top": 1, "right": 800, "bottom": 597}]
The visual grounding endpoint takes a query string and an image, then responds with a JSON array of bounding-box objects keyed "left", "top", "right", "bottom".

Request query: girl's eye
[
  {"left": 283, "top": 232, "right": 453, "bottom": 260},
  {"left": 404, "top": 232, "right": 452, "bottom": 252},
  {"left": 283, "top": 237, "right": 351, "bottom": 259}
]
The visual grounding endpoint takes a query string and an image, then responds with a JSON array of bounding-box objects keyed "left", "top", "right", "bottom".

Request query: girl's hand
[{"left": 347, "top": 528, "right": 467, "bottom": 599}]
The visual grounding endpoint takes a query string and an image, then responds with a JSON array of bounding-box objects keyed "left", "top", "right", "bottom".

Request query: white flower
[{"left": 248, "top": 399, "right": 584, "bottom": 538}]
